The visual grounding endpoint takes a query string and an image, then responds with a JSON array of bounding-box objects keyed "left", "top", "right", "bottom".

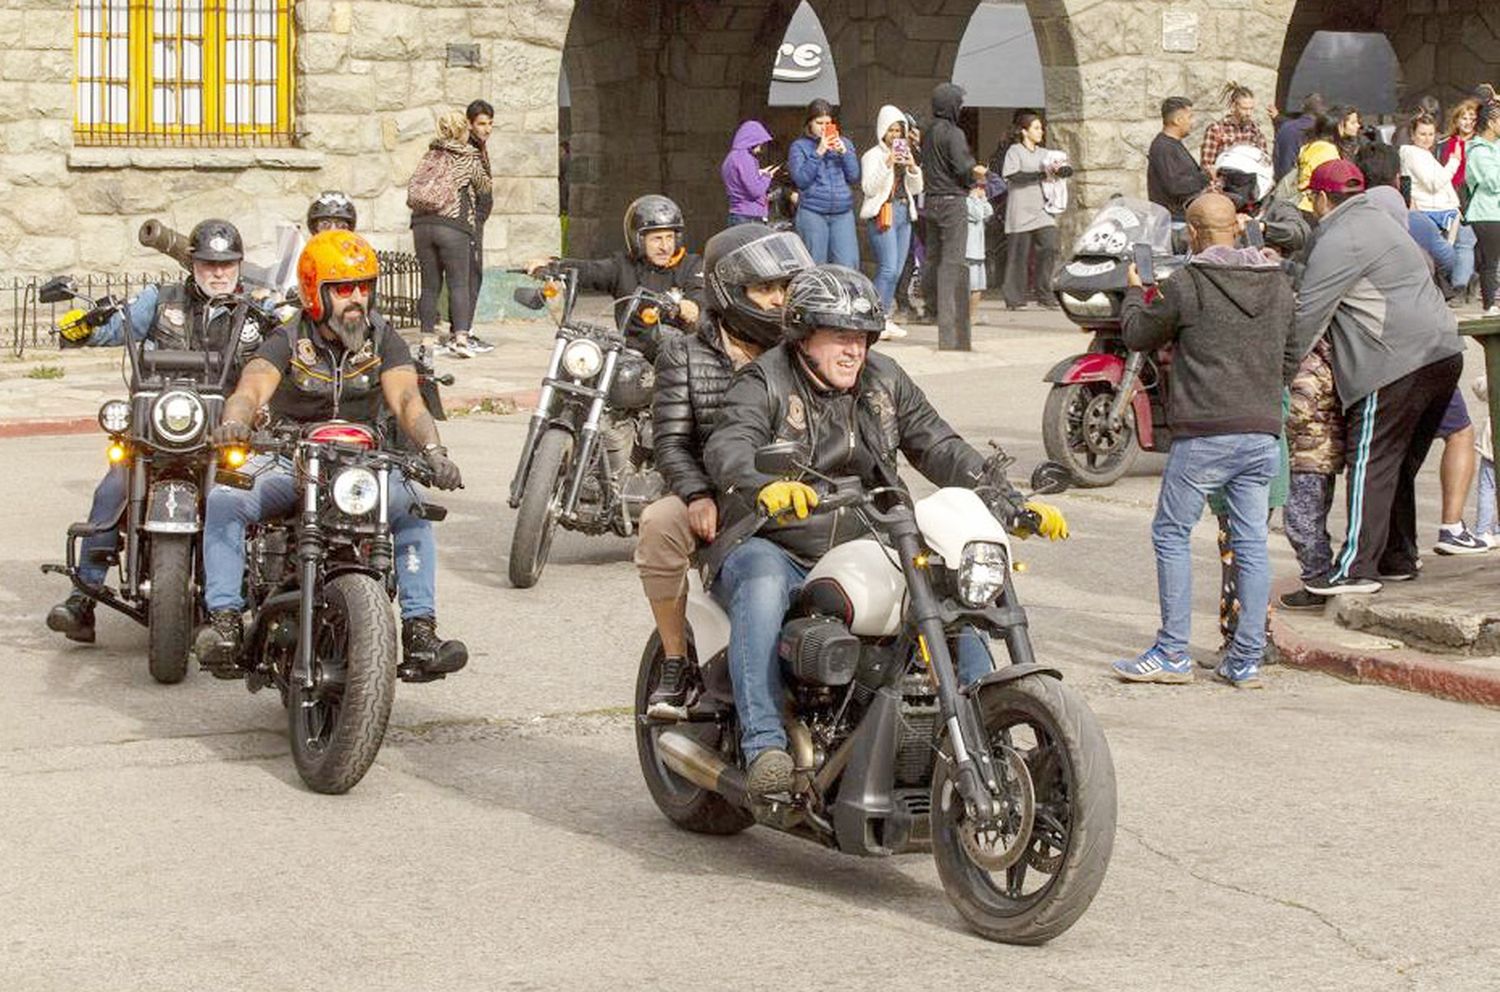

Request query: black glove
[
  {"left": 212, "top": 419, "right": 251, "bottom": 447},
  {"left": 423, "top": 445, "right": 463, "bottom": 491}
]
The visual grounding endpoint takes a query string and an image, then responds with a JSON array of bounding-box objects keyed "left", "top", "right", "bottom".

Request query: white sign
[
  {"left": 773, "top": 42, "right": 824, "bottom": 83},
  {"left": 1162, "top": 8, "right": 1199, "bottom": 53}
]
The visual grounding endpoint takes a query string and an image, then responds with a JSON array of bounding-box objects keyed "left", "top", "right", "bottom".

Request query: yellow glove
[
  {"left": 757, "top": 480, "right": 819, "bottom": 522},
  {"left": 1025, "top": 500, "right": 1069, "bottom": 541},
  {"left": 58, "top": 308, "right": 92, "bottom": 343}
]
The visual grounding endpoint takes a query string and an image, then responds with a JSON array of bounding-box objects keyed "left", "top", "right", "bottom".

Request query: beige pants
[{"left": 634, "top": 495, "right": 700, "bottom": 600}]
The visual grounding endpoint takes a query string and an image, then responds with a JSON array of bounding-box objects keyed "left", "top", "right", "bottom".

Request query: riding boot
[
  {"left": 46, "top": 592, "right": 96, "bottom": 644},
  {"left": 401, "top": 616, "right": 468, "bottom": 681},
  {"left": 193, "top": 610, "right": 244, "bottom": 677}
]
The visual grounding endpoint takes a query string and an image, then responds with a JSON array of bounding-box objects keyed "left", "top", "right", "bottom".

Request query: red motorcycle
[{"left": 1043, "top": 199, "right": 1184, "bottom": 487}]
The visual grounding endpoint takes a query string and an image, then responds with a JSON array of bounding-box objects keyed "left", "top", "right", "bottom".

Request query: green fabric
[
  {"left": 1208, "top": 389, "right": 1291, "bottom": 515},
  {"left": 1466, "top": 136, "right": 1500, "bottom": 223}
]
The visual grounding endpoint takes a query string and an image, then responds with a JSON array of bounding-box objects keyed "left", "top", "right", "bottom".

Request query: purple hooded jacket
[{"left": 722, "top": 120, "right": 774, "bottom": 217}]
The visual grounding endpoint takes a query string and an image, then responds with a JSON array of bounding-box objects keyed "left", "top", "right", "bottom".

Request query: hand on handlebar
[
  {"left": 1023, "top": 500, "right": 1069, "bottom": 541},
  {"left": 677, "top": 298, "right": 700, "bottom": 325},
  {"left": 757, "top": 480, "right": 819, "bottom": 522},
  {"left": 423, "top": 445, "right": 463, "bottom": 491},
  {"left": 212, "top": 419, "right": 252, "bottom": 447}
]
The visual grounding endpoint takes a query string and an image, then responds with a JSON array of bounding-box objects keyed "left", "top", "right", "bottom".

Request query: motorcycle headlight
[
  {"left": 98, "top": 399, "right": 131, "bottom": 434},
  {"left": 331, "top": 467, "right": 380, "bottom": 516},
  {"left": 150, "top": 390, "right": 205, "bottom": 445},
  {"left": 561, "top": 338, "right": 604, "bottom": 380},
  {"left": 1060, "top": 292, "right": 1115, "bottom": 318},
  {"left": 956, "top": 541, "right": 1009, "bottom": 608}
]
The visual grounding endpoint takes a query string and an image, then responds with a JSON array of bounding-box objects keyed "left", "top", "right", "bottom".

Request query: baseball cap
[{"left": 1306, "top": 159, "right": 1366, "bottom": 194}]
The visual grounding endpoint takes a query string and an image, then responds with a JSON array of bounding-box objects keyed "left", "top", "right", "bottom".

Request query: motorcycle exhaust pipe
[{"left": 656, "top": 730, "right": 749, "bottom": 809}]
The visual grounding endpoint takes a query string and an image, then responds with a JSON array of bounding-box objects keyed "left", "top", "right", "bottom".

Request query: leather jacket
[
  {"left": 652, "top": 319, "right": 738, "bottom": 503},
  {"left": 705, "top": 343, "right": 1016, "bottom": 563},
  {"left": 548, "top": 250, "right": 705, "bottom": 362}
]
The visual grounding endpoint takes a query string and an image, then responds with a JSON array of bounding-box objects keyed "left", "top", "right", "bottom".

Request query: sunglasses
[{"left": 331, "top": 280, "right": 375, "bottom": 298}]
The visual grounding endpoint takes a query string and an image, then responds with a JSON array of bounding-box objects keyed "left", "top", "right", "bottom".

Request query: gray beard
[{"left": 328, "top": 313, "right": 368, "bottom": 353}]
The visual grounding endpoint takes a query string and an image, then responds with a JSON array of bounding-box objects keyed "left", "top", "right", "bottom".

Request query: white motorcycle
[{"left": 634, "top": 442, "right": 1117, "bottom": 944}]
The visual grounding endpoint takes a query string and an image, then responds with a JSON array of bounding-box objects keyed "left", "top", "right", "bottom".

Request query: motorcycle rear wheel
[
  {"left": 931, "top": 675, "right": 1116, "bottom": 944},
  {"left": 287, "top": 573, "right": 397, "bottom": 795},
  {"left": 508, "top": 428, "right": 571, "bottom": 589},
  {"left": 147, "top": 534, "right": 195, "bottom": 685},
  {"left": 1041, "top": 382, "right": 1140, "bottom": 488}
]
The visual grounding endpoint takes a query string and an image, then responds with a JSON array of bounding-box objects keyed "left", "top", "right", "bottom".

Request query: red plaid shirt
[{"left": 1200, "top": 116, "right": 1267, "bottom": 170}]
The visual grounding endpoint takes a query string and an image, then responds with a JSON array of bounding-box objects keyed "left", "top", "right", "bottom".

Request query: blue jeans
[
  {"left": 1151, "top": 434, "right": 1279, "bottom": 674},
  {"left": 794, "top": 208, "right": 859, "bottom": 267},
  {"left": 714, "top": 537, "right": 993, "bottom": 760},
  {"left": 1453, "top": 224, "right": 1477, "bottom": 290},
  {"left": 202, "top": 457, "right": 436, "bottom": 620},
  {"left": 867, "top": 202, "right": 912, "bottom": 311},
  {"left": 78, "top": 464, "right": 129, "bottom": 586},
  {"left": 1478, "top": 456, "right": 1496, "bottom": 536}
]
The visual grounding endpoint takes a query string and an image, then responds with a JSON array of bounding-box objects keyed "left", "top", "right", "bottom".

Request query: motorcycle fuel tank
[{"left": 803, "top": 540, "right": 905, "bottom": 637}]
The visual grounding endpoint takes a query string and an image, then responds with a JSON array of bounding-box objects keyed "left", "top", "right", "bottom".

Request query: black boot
[
  {"left": 648, "top": 655, "right": 691, "bottom": 712},
  {"left": 401, "top": 616, "right": 468, "bottom": 681},
  {"left": 46, "top": 593, "right": 96, "bottom": 644},
  {"left": 193, "top": 610, "right": 243, "bottom": 676}
]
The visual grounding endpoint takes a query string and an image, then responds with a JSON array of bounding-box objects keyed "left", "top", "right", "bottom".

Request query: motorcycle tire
[
  {"left": 147, "top": 534, "right": 195, "bottom": 685},
  {"left": 633, "top": 635, "right": 753, "bottom": 836},
  {"left": 931, "top": 674, "right": 1117, "bottom": 945},
  {"left": 508, "top": 427, "right": 572, "bottom": 589},
  {"left": 287, "top": 573, "right": 397, "bottom": 795},
  {"left": 1041, "top": 382, "right": 1140, "bottom": 488}
]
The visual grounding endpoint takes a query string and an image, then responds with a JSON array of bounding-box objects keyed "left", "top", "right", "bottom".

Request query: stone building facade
[{"left": 1, "top": 0, "right": 1496, "bottom": 280}]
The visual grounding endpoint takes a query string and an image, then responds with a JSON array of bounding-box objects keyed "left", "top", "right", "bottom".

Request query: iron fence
[{"left": 375, "top": 250, "right": 421, "bottom": 330}]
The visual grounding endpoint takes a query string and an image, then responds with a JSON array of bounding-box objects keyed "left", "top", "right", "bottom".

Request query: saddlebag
[{"left": 778, "top": 616, "right": 859, "bottom": 686}]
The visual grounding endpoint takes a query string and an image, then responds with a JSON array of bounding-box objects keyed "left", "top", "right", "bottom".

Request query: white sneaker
[
  {"left": 1481, "top": 533, "right": 1499, "bottom": 550},
  {"left": 1484, "top": 305, "right": 1500, "bottom": 317},
  {"left": 881, "top": 320, "right": 908, "bottom": 340},
  {"left": 448, "top": 339, "right": 475, "bottom": 360}
]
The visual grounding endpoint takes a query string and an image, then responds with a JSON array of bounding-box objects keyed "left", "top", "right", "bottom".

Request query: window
[{"left": 75, "top": 1, "right": 294, "bottom": 147}]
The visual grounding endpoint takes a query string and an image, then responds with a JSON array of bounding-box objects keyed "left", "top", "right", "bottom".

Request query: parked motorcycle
[
  {"left": 216, "top": 423, "right": 451, "bottom": 794},
  {"left": 504, "top": 269, "right": 675, "bottom": 588},
  {"left": 635, "top": 443, "right": 1116, "bottom": 944},
  {"left": 1045, "top": 198, "right": 1185, "bottom": 487},
  {"left": 38, "top": 275, "right": 270, "bottom": 683}
]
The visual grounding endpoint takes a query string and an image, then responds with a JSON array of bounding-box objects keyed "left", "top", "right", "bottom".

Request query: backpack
[{"left": 407, "top": 148, "right": 458, "bottom": 216}]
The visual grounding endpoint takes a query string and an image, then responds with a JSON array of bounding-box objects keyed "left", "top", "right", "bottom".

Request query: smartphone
[
  {"left": 823, "top": 121, "right": 840, "bottom": 141},
  {"left": 892, "top": 137, "right": 909, "bottom": 159},
  {"left": 1132, "top": 242, "right": 1156, "bottom": 286}
]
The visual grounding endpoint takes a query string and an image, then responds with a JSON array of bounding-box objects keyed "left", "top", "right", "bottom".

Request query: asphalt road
[{"left": 3, "top": 323, "right": 1496, "bottom": 991}]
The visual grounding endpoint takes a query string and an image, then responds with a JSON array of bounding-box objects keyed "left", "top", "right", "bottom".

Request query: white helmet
[{"left": 1215, "top": 144, "right": 1274, "bottom": 208}]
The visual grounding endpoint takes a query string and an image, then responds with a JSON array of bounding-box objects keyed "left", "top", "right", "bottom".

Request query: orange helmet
[{"left": 298, "top": 230, "right": 379, "bottom": 322}]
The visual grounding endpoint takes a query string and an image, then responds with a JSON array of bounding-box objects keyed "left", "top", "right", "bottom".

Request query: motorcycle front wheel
[
  {"left": 287, "top": 573, "right": 397, "bottom": 795},
  {"left": 508, "top": 427, "right": 572, "bottom": 589},
  {"left": 931, "top": 675, "right": 1117, "bottom": 945},
  {"left": 1041, "top": 382, "right": 1140, "bottom": 488},
  {"left": 147, "top": 534, "right": 195, "bottom": 685}
]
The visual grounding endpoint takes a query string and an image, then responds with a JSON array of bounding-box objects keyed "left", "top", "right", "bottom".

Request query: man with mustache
[{"left": 195, "top": 231, "right": 467, "bottom": 680}]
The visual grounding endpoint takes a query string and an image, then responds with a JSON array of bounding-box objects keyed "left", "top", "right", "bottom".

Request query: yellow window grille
[{"left": 74, "top": 0, "right": 295, "bottom": 147}]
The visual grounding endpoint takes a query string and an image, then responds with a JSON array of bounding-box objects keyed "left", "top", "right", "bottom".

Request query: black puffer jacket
[
  {"left": 705, "top": 343, "right": 1014, "bottom": 563},
  {"left": 652, "top": 320, "right": 737, "bottom": 503}
]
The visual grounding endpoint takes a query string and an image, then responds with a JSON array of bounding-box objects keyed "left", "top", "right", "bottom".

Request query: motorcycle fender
[
  {"left": 684, "top": 570, "right": 730, "bottom": 663},
  {"left": 831, "top": 686, "right": 903, "bottom": 857},
  {"left": 1043, "top": 355, "right": 1157, "bottom": 449},
  {"left": 141, "top": 479, "right": 200, "bottom": 534},
  {"left": 964, "top": 662, "right": 1063, "bottom": 699}
]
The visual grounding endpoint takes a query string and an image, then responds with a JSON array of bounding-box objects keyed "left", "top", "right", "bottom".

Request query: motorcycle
[
  {"left": 634, "top": 444, "right": 1116, "bottom": 944},
  {"left": 503, "top": 269, "right": 676, "bottom": 588},
  {"left": 38, "top": 274, "right": 269, "bottom": 684},
  {"left": 216, "top": 423, "right": 451, "bottom": 794},
  {"left": 1045, "top": 198, "right": 1186, "bottom": 488}
]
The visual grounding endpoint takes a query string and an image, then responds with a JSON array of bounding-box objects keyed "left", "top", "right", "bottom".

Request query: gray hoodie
[{"left": 1293, "top": 193, "right": 1461, "bottom": 409}]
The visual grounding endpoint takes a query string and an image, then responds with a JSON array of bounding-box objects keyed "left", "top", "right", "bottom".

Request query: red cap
[{"left": 1306, "top": 159, "right": 1366, "bottom": 194}]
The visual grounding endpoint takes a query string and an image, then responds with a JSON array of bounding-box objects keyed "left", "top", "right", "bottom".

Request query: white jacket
[
  {"left": 1399, "top": 144, "right": 1460, "bottom": 213},
  {"left": 859, "top": 104, "right": 924, "bottom": 221}
]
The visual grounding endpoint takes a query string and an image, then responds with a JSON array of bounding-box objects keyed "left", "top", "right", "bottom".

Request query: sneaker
[
  {"left": 745, "top": 747, "right": 795, "bottom": 799},
  {"left": 880, "top": 320, "right": 908, "bottom": 340},
  {"left": 447, "top": 339, "right": 475, "bottom": 360},
  {"left": 1036, "top": 297, "right": 1060, "bottom": 310},
  {"left": 1278, "top": 588, "right": 1328, "bottom": 610},
  {"left": 1481, "top": 533, "right": 1500, "bottom": 550},
  {"left": 1377, "top": 567, "right": 1419, "bottom": 582},
  {"left": 1484, "top": 305, "right": 1500, "bottom": 317},
  {"left": 647, "top": 655, "right": 691, "bottom": 713},
  {"left": 194, "top": 610, "right": 243, "bottom": 673},
  {"left": 401, "top": 616, "right": 468, "bottom": 676},
  {"left": 1111, "top": 645, "right": 1194, "bottom": 684},
  {"left": 1302, "top": 574, "right": 1383, "bottom": 595},
  {"left": 1212, "top": 664, "right": 1264, "bottom": 690},
  {"left": 1434, "top": 526, "right": 1489, "bottom": 556},
  {"left": 1004, "top": 302, "right": 1027, "bottom": 312},
  {"left": 46, "top": 592, "right": 96, "bottom": 644},
  {"left": 466, "top": 334, "right": 495, "bottom": 353}
]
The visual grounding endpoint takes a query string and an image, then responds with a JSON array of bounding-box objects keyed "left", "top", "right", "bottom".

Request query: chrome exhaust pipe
[{"left": 656, "top": 730, "right": 749, "bottom": 808}]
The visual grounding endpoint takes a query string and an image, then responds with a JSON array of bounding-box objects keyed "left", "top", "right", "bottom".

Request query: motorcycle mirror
[
  {"left": 512, "top": 286, "right": 547, "bottom": 311},
  {"left": 38, "top": 275, "right": 77, "bottom": 305},
  {"left": 754, "top": 440, "right": 810, "bottom": 477},
  {"left": 1029, "top": 461, "right": 1072, "bottom": 496}
]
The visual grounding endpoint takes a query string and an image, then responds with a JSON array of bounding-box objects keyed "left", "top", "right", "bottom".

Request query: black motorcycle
[
  {"left": 504, "top": 270, "right": 673, "bottom": 588},
  {"left": 39, "top": 275, "right": 269, "bottom": 683},
  {"left": 216, "top": 423, "right": 450, "bottom": 794}
]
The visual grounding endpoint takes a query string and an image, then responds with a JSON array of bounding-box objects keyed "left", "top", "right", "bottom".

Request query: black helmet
[
  {"left": 623, "top": 194, "right": 685, "bottom": 260},
  {"left": 703, "top": 223, "right": 813, "bottom": 348},
  {"left": 307, "top": 190, "right": 357, "bottom": 232},
  {"left": 783, "top": 264, "right": 885, "bottom": 345},
  {"left": 188, "top": 219, "right": 244, "bottom": 262}
]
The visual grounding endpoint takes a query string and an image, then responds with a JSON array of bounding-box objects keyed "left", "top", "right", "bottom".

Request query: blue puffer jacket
[{"left": 788, "top": 134, "right": 860, "bottom": 215}]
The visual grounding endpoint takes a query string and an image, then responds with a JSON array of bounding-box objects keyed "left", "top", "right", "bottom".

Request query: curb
[{"left": 1268, "top": 581, "right": 1500, "bottom": 709}]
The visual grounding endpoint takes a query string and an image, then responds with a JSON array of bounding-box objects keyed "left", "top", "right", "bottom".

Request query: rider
[
  {"left": 306, "top": 190, "right": 358, "bottom": 234},
  {"left": 636, "top": 222, "right": 814, "bottom": 713},
  {"left": 195, "top": 230, "right": 468, "bottom": 679},
  {"left": 46, "top": 219, "right": 275, "bottom": 644},
  {"left": 703, "top": 264, "right": 1069, "bottom": 798},
  {"left": 525, "top": 194, "right": 704, "bottom": 362},
  {"left": 1213, "top": 144, "right": 1309, "bottom": 257}
]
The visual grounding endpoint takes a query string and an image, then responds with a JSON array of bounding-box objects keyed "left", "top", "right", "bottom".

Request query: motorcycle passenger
[
  {"left": 524, "top": 194, "right": 704, "bottom": 362},
  {"left": 1213, "top": 144, "right": 1309, "bottom": 258},
  {"left": 702, "top": 264, "right": 1069, "bottom": 798},
  {"left": 194, "top": 231, "right": 467, "bottom": 678},
  {"left": 306, "top": 190, "right": 357, "bottom": 234},
  {"left": 46, "top": 219, "right": 275, "bottom": 644},
  {"left": 636, "top": 223, "right": 814, "bottom": 712}
]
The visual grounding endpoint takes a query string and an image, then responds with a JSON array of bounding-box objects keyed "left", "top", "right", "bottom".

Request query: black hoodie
[{"left": 922, "top": 83, "right": 977, "bottom": 198}]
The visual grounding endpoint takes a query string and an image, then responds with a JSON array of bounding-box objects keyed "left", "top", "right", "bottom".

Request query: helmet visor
[{"left": 713, "top": 232, "right": 814, "bottom": 288}]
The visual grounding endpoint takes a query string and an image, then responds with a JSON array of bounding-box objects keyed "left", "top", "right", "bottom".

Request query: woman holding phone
[
  {"left": 860, "top": 104, "right": 924, "bottom": 333},
  {"left": 722, "top": 120, "right": 779, "bottom": 226},
  {"left": 787, "top": 98, "right": 861, "bottom": 266}
]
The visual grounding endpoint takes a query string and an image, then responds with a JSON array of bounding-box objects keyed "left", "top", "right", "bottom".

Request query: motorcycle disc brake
[{"left": 958, "top": 746, "right": 1036, "bottom": 872}]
